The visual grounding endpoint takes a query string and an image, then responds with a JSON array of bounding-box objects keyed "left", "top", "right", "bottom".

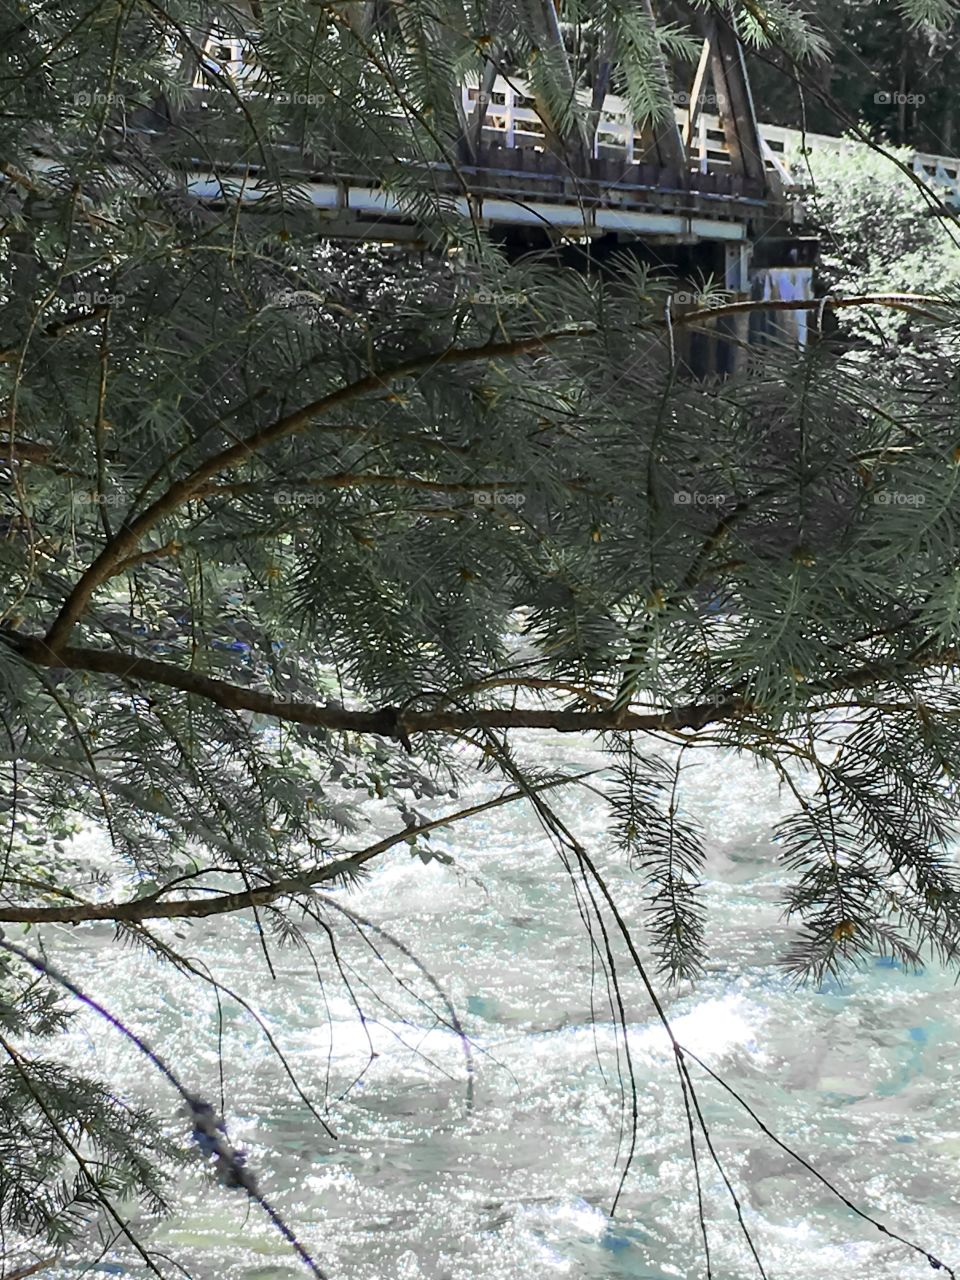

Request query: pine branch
[
  {"left": 40, "top": 325, "right": 596, "bottom": 656},
  {"left": 6, "top": 632, "right": 959, "bottom": 742},
  {"left": 671, "top": 293, "right": 959, "bottom": 327},
  {"left": 5, "top": 1259, "right": 58, "bottom": 1280},
  {"left": 5, "top": 628, "right": 746, "bottom": 733},
  {"left": 0, "top": 776, "right": 581, "bottom": 925},
  {"left": 0, "top": 438, "right": 63, "bottom": 467},
  {"left": 196, "top": 473, "right": 590, "bottom": 500},
  {"left": 0, "top": 306, "right": 110, "bottom": 364}
]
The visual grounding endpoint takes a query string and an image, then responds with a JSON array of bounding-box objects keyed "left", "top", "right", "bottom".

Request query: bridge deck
[
  {"left": 168, "top": 84, "right": 784, "bottom": 243},
  {"left": 187, "top": 43, "right": 960, "bottom": 247}
]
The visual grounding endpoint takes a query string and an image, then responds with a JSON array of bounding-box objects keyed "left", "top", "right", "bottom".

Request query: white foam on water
[
  {"left": 29, "top": 739, "right": 960, "bottom": 1280},
  {"left": 632, "top": 994, "right": 763, "bottom": 1061}
]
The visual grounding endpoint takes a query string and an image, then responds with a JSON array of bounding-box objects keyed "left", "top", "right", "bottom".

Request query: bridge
[
  {"left": 187, "top": 51, "right": 960, "bottom": 232},
  {"left": 195, "top": 11, "right": 960, "bottom": 227},
  {"left": 184, "top": 14, "right": 808, "bottom": 374},
  {"left": 194, "top": 27, "right": 789, "bottom": 251},
  {"left": 90, "top": 10, "right": 960, "bottom": 367}
]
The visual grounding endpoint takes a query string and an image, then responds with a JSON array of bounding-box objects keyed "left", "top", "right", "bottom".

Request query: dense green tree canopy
[
  {"left": 1, "top": 1, "right": 960, "bottom": 1275},
  {"left": 803, "top": 141, "right": 960, "bottom": 337},
  {"left": 742, "top": 0, "right": 960, "bottom": 152}
]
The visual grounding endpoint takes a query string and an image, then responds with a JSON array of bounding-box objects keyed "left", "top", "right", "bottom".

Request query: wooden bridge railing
[
  {"left": 463, "top": 77, "right": 960, "bottom": 206},
  {"left": 192, "top": 38, "right": 960, "bottom": 218},
  {"left": 689, "top": 113, "right": 960, "bottom": 205}
]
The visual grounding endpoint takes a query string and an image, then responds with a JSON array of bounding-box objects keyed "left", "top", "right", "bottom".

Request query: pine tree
[{"left": 1, "top": 0, "right": 960, "bottom": 1274}]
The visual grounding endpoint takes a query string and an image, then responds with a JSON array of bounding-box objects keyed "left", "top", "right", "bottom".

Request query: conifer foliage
[{"left": 1, "top": 0, "right": 960, "bottom": 1273}]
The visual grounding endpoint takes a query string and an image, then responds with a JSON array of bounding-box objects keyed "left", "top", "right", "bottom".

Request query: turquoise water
[{"left": 30, "top": 737, "right": 960, "bottom": 1279}]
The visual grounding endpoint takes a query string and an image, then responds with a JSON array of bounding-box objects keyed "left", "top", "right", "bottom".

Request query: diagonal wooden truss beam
[
  {"left": 690, "top": 12, "right": 777, "bottom": 192},
  {"left": 464, "top": 0, "right": 509, "bottom": 160},
  {"left": 514, "top": 0, "right": 592, "bottom": 169},
  {"left": 633, "top": 0, "right": 688, "bottom": 173},
  {"left": 682, "top": 33, "right": 711, "bottom": 153}
]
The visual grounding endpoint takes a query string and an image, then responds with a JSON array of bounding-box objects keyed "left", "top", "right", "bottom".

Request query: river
[{"left": 32, "top": 733, "right": 960, "bottom": 1279}]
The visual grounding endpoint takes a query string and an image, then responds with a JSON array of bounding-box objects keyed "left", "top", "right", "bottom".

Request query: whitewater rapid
[{"left": 30, "top": 734, "right": 960, "bottom": 1279}]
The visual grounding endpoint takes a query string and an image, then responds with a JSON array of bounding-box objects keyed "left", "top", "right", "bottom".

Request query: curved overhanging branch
[
  {"left": 39, "top": 326, "right": 595, "bottom": 656},
  {"left": 0, "top": 774, "right": 586, "bottom": 926},
  {"left": 31, "top": 293, "right": 960, "bottom": 657}
]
